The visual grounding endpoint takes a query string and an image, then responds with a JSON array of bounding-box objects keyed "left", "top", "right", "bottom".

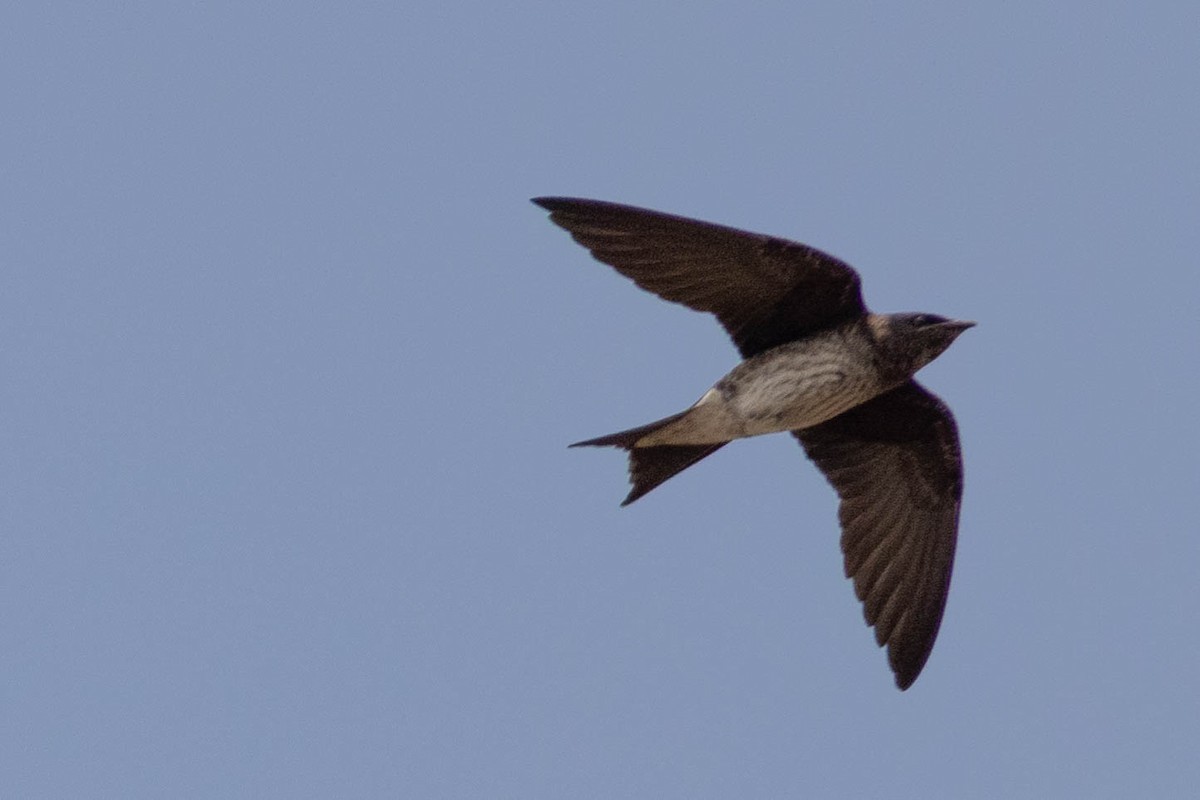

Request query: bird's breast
[{"left": 715, "top": 335, "right": 889, "bottom": 436}]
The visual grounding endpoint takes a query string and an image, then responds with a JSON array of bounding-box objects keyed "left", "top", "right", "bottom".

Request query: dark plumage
[{"left": 535, "top": 197, "right": 973, "bottom": 690}]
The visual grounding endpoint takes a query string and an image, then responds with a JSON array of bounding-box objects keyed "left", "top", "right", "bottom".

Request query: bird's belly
[
  {"left": 718, "top": 345, "right": 888, "bottom": 437},
  {"left": 634, "top": 339, "right": 892, "bottom": 447},
  {"left": 728, "top": 368, "right": 880, "bottom": 434}
]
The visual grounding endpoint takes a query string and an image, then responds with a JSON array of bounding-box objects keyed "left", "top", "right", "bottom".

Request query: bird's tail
[{"left": 571, "top": 410, "right": 727, "bottom": 506}]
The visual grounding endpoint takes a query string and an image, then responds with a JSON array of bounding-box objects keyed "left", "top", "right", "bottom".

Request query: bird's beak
[{"left": 941, "top": 319, "right": 976, "bottom": 332}]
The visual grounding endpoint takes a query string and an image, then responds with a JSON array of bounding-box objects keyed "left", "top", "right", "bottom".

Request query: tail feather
[
  {"left": 618, "top": 443, "right": 726, "bottom": 505},
  {"left": 571, "top": 411, "right": 727, "bottom": 505}
]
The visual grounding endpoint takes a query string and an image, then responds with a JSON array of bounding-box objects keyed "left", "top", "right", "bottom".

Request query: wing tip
[
  {"left": 531, "top": 196, "right": 582, "bottom": 213},
  {"left": 890, "top": 653, "right": 928, "bottom": 692},
  {"left": 887, "top": 627, "right": 939, "bottom": 691}
]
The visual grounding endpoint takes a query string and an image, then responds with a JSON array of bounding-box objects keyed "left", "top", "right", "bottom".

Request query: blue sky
[{"left": 3, "top": 3, "right": 1198, "bottom": 797}]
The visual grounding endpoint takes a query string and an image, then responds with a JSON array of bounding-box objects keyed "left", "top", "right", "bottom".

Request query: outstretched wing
[
  {"left": 794, "top": 381, "right": 964, "bottom": 690},
  {"left": 534, "top": 197, "right": 865, "bottom": 358}
]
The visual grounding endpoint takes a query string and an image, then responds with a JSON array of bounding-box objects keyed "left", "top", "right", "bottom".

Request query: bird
[{"left": 534, "top": 196, "right": 974, "bottom": 690}]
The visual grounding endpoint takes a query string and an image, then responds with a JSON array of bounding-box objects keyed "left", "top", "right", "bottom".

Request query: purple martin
[{"left": 534, "top": 197, "right": 974, "bottom": 690}]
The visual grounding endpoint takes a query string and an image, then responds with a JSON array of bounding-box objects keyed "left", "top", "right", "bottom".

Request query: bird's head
[{"left": 878, "top": 313, "right": 975, "bottom": 375}]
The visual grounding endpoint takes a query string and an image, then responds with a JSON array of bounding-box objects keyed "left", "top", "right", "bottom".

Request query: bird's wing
[
  {"left": 533, "top": 197, "right": 865, "bottom": 358},
  {"left": 793, "top": 381, "right": 963, "bottom": 690}
]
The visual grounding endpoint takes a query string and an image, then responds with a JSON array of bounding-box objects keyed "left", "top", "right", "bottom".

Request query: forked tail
[{"left": 571, "top": 410, "right": 727, "bottom": 506}]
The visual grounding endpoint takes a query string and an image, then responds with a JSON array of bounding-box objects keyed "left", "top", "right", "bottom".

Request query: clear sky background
[{"left": 3, "top": 3, "right": 1198, "bottom": 798}]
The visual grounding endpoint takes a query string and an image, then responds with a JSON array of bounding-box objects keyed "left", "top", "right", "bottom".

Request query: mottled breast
[{"left": 713, "top": 327, "right": 890, "bottom": 436}]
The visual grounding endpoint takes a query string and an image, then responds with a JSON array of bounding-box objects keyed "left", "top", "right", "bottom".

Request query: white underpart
[{"left": 635, "top": 332, "right": 892, "bottom": 446}]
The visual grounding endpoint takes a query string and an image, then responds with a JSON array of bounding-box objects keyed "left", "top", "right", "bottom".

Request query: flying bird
[{"left": 534, "top": 196, "right": 974, "bottom": 690}]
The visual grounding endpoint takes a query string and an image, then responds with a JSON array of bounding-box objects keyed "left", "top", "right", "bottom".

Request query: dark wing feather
[
  {"left": 794, "top": 381, "right": 963, "bottom": 690},
  {"left": 533, "top": 197, "right": 866, "bottom": 358}
]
